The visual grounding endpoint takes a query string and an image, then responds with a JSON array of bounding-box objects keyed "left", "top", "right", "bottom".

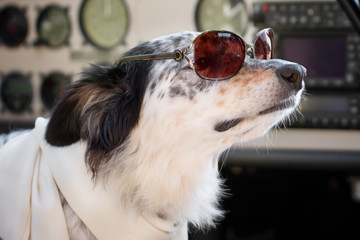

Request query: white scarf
[{"left": 0, "top": 117, "right": 187, "bottom": 240}]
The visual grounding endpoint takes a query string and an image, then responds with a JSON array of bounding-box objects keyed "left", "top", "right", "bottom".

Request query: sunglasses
[{"left": 114, "top": 28, "right": 274, "bottom": 80}]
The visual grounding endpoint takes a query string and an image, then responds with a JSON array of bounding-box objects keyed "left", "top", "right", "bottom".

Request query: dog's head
[{"left": 46, "top": 31, "right": 305, "bottom": 175}]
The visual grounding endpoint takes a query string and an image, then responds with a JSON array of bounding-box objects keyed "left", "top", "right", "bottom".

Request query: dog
[{"left": 0, "top": 30, "right": 305, "bottom": 239}]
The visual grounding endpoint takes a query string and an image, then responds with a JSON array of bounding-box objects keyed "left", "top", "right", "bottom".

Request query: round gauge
[
  {"left": 196, "top": 0, "right": 249, "bottom": 35},
  {"left": 79, "top": 0, "right": 129, "bottom": 49},
  {"left": 36, "top": 5, "right": 71, "bottom": 47},
  {"left": 41, "top": 72, "right": 70, "bottom": 110},
  {"left": 1, "top": 72, "right": 32, "bottom": 113},
  {"left": 0, "top": 6, "right": 28, "bottom": 47}
]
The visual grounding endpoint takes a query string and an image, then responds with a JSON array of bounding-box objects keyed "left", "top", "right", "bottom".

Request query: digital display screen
[
  {"left": 302, "top": 96, "right": 349, "bottom": 114},
  {"left": 282, "top": 37, "right": 347, "bottom": 78}
]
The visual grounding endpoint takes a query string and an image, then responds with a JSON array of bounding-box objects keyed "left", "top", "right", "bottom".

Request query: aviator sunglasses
[{"left": 114, "top": 28, "right": 274, "bottom": 80}]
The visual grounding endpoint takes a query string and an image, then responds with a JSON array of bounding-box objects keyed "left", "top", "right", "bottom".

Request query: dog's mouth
[
  {"left": 259, "top": 99, "right": 295, "bottom": 116},
  {"left": 214, "top": 99, "right": 296, "bottom": 132}
]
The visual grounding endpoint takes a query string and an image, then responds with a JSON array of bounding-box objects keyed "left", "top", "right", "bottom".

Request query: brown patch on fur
[
  {"left": 236, "top": 70, "right": 274, "bottom": 87},
  {"left": 216, "top": 100, "right": 224, "bottom": 107},
  {"left": 221, "top": 138, "right": 230, "bottom": 145},
  {"left": 218, "top": 87, "right": 227, "bottom": 96},
  {"left": 157, "top": 212, "right": 167, "bottom": 220},
  {"left": 174, "top": 115, "right": 187, "bottom": 127}
]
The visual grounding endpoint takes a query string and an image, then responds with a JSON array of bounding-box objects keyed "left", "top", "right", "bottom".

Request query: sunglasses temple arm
[{"left": 114, "top": 49, "right": 183, "bottom": 66}]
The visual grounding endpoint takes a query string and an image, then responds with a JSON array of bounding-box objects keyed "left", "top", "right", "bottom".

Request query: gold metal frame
[{"left": 114, "top": 28, "right": 274, "bottom": 80}]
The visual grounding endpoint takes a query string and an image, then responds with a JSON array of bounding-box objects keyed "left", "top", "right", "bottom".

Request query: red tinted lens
[
  {"left": 254, "top": 29, "right": 274, "bottom": 60},
  {"left": 193, "top": 31, "right": 245, "bottom": 80}
]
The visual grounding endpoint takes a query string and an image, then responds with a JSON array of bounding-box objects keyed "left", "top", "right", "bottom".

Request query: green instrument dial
[
  {"left": 36, "top": 5, "right": 71, "bottom": 47},
  {"left": 196, "top": 0, "right": 249, "bottom": 35},
  {"left": 79, "top": 0, "right": 129, "bottom": 49}
]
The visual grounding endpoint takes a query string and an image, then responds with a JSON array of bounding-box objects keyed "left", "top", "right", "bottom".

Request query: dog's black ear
[
  {"left": 45, "top": 63, "right": 149, "bottom": 151},
  {"left": 45, "top": 82, "right": 82, "bottom": 146}
]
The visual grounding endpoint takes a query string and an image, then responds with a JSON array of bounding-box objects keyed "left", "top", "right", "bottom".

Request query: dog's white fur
[{"left": 1, "top": 31, "right": 305, "bottom": 239}]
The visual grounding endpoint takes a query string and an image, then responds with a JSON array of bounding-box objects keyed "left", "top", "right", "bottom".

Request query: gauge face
[
  {"left": 80, "top": 0, "right": 129, "bottom": 49},
  {"left": 196, "top": 0, "right": 248, "bottom": 35},
  {"left": 41, "top": 72, "right": 69, "bottom": 110},
  {"left": 0, "top": 6, "right": 28, "bottom": 47},
  {"left": 37, "top": 5, "right": 71, "bottom": 47},
  {"left": 1, "top": 72, "right": 32, "bottom": 113}
]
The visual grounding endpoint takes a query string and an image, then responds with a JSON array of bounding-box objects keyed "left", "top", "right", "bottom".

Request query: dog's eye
[{"left": 195, "top": 57, "right": 209, "bottom": 71}]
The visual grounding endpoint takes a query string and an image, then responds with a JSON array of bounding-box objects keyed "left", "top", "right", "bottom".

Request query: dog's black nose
[{"left": 278, "top": 64, "right": 306, "bottom": 91}]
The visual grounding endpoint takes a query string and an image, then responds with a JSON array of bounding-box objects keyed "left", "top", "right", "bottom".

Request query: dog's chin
[
  {"left": 258, "top": 98, "right": 296, "bottom": 116},
  {"left": 215, "top": 97, "right": 298, "bottom": 134}
]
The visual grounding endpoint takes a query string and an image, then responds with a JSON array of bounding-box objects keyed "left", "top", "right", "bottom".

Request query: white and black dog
[{"left": 0, "top": 30, "right": 305, "bottom": 239}]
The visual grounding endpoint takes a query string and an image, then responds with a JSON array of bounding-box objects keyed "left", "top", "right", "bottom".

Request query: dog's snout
[{"left": 278, "top": 64, "right": 306, "bottom": 90}]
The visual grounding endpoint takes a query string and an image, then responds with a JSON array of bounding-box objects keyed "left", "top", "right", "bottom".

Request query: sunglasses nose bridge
[{"left": 245, "top": 43, "right": 255, "bottom": 58}]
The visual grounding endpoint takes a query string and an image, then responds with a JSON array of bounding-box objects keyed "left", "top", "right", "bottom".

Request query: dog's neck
[{"left": 102, "top": 117, "right": 225, "bottom": 227}]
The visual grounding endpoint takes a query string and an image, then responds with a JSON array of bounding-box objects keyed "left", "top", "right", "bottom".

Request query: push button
[
  {"left": 350, "top": 118, "right": 359, "bottom": 128},
  {"left": 350, "top": 106, "right": 358, "bottom": 114},
  {"left": 321, "top": 118, "right": 330, "bottom": 127},
  {"left": 340, "top": 118, "right": 349, "bottom": 128}
]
